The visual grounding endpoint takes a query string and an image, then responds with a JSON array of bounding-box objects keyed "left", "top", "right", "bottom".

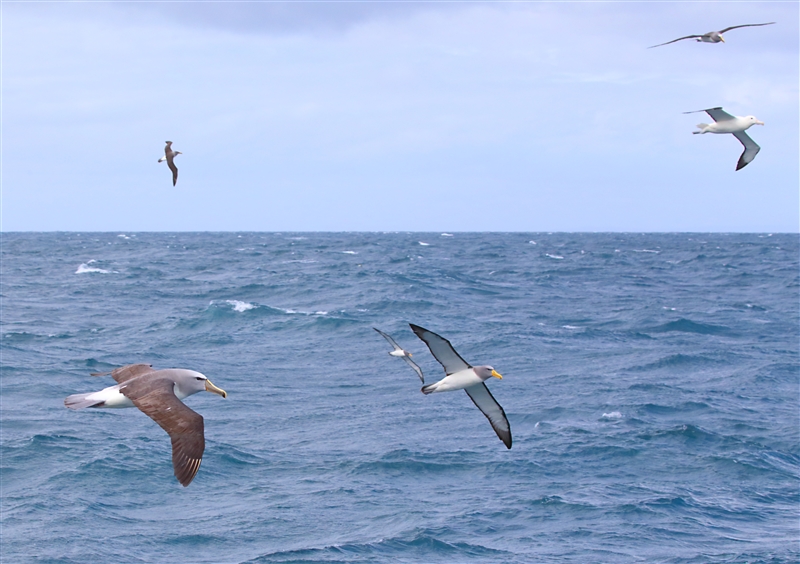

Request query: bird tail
[
  {"left": 64, "top": 393, "right": 104, "bottom": 410},
  {"left": 694, "top": 123, "right": 709, "bottom": 134},
  {"left": 158, "top": 157, "right": 166, "bottom": 163},
  {"left": 421, "top": 382, "right": 437, "bottom": 395}
]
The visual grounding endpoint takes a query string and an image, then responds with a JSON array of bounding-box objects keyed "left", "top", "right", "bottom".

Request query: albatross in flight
[
  {"left": 374, "top": 327, "right": 425, "bottom": 382},
  {"left": 648, "top": 22, "right": 775, "bottom": 48},
  {"left": 684, "top": 107, "right": 764, "bottom": 170},
  {"left": 65, "top": 364, "right": 227, "bottom": 486},
  {"left": 410, "top": 324, "right": 511, "bottom": 449},
  {"left": 158, "top": 141, "right": 182, "bottom": 186}
]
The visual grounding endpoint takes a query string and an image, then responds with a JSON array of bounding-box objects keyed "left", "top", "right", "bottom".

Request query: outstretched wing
[
  {"left": 704, "top": 107, "right": 735, "bottom": 123},
  {"left": 373, "top": 327, "right": 402, "bottom": 352},
  {"left": 732, "top": 130, "right": 760, "bottom": 170},
  {"left": 718, "top": 22, "right": 775, "bottom": 34},
  {"left": 91, "top": 364, "right": 155, "bottom": 384},
  {"left": 120, "top": 377, "right": 205, "bottom": 487},
  {"left": 683, "top": 107, "right": 735, "bottom": 123},
  {"left": 464, "top": 383, "right": 512, "bottom": 449},
  {"left": 648, "top": 34, "right": 702, "bottom": 49},
  {"left": 168, "top": 159, "right": 178, "bottom": 186},
  {"left": 401, "top": 355, "right": 425, "bottom": 384},
  {"left": 409, "top": 324, "right": 471, "bottom": 376}
]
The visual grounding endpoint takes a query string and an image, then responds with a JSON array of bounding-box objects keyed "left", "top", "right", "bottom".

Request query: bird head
[
  {"left": 165, "top": 141, "right": 172, "bottom": 145},
  {"left": 475, "top": 366, "right": 503, "bottom": 381},
  {"left": 177, "top": 371, "right": 227, "bottom": 398},
  {"left": 746, "top": 116, "right": 764, "bottom": 126}
]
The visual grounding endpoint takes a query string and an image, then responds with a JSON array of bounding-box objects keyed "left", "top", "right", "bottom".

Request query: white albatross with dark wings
[{"left": 410, "top": 324, "right": 511, "bottom": 449}]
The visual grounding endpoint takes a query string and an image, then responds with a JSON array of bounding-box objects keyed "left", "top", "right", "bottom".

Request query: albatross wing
[
  {"left": 401, "top": 355, "right": 425, "bottom": 384},
  {"left": 718, "top": 22, "right": 776, "bottom": 34},
  {"left": 120, "top": 377, "right": 205, "bottom": 487},
  {"left": 465, "top": 383, "right": 512, "bottom": 449},
  {"left": 648, "top": 34, "right": 702, "bottom": 48},
  {"left": 168, "top": 159, "right": 178, "bottom": 186},
  {"left": 704, "top": 107, "right": 735, "bottom": 123},
  {"left": 732, "top": 130, "right": 760, "bottom": 170},
  {"left": 410, "top": 323, "right": 471, "bottom": 375},
  {"left": 374, "top": 327, "right": 402, "bottom": 351},
  {"left": 92, "top": 363, "right": 155, "bottom": 384}
]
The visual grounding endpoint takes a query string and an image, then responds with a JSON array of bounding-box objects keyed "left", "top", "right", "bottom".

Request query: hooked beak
[
  {"left": 756, "top": 121, "right": 764, "bottom": 125},
  {"left": 491, "top": 369, "right": 503, "bottom": 380},
  {"left": 719, "top": 36, "right": 725, "bottom": 43},
  {"left": 205, "top": 380, "right": 227, "bottom": 398}
]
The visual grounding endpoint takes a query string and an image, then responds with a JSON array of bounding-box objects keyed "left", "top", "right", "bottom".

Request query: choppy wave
[{"left": 75, "top": 259, "right": 114, "bottom": 274}]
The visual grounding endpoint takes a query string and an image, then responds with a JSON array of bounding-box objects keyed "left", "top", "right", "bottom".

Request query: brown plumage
[{"left": 66, "top": 364, "right": 226, "bottom": 486}]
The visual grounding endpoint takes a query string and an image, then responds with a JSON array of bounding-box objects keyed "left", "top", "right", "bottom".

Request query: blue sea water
[{"left": 1, "top": 232, "right": 798, "bottom": 563}]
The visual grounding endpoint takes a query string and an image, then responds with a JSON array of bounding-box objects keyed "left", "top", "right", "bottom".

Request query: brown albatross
[
  {"left": 158, "top": 141, "right": 182, "bottom": 186},
  {"left": 65, "top": 364, "right": 227, "bottom": 486}
]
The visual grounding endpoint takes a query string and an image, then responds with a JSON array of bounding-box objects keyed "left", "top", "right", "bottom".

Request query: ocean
[{"left": 1, "top": 232, "right": 798, "bottom": 563}]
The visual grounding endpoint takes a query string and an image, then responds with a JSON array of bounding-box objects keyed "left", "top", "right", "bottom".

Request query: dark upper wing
[
  {"left": 168, "top": 159, "right": 178, "bottom": 186},
  {"left": 732, "top": 131, "right": 760, "bottom": 171},
  {"left": 464, "top": 383, "right": 511, "bottom": 449},
  {"left": 373, "top": 327, "right": 402, "bottom": 351},
  {"left": 718, "top": 22, "right": 775, "bottom": 34},
  {"left": 401, "top": 355, "right": 425, "bottom": 384},
  {"left": 120, "top": 377, "right": 205, "bottom": 487},
  {"left": 409, "top": 324, "right": 471, "bottom": 375},
  {"left": 648, "top": 35, "right": 702, "bottom": 48},
  {"left": 91, "top": 364, "right": 155, "bottom": 384},
  {"left": 705, "top": 107, "right": 735, "bottom": 123}
]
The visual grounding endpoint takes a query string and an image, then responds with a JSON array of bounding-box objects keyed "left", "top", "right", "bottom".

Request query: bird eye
[{"left": 196, "top": 377, "right": 203, "bottom": 381}]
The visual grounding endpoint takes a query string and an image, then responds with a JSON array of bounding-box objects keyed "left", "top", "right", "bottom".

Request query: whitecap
[
  {"left": 418, "top": 242, "right": 430, "bottom": 246},
  {"left": 273, "top": 306, "right": 327, "bottom": 316},
  {"left": 117, "top": 234, "right": 130, "bottom": 239},
  {"left": 546, "top": 254, "right": 564, "bottom": 260},
  {"left": 529, "top": 241, "right": 537, "bottom": 245},
  {"left": 226, "top": 300, "right": 256, "bottom": 313},
  {"left": 602, "top": 412, "right": 623, "bottom": 420},
  {"left": 342, "top": 251, "right": 357, "bottom": 255},
  {"left": 633, "top": 249, "right": 660, "bottom": 254},
  {"left": 562, "top": 325, "right": 580, "bottom": 329},
  {"left": 440, "top": 233, "right": 453, "bottom": 237},
  {"left": 75, "top": 260, "right": 112, "bottom": 274}
]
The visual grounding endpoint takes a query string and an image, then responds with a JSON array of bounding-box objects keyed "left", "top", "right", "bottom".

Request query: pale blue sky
[{"left": 2, "top": 1, "right": 798, "bottom": 232}]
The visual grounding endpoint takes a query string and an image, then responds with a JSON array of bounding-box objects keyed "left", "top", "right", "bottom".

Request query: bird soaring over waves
[
  {"left": 158, "top": 141, "right": 182, "bottom": 186},
  {"left": 374, "top": 327, "right": 425, "bottom": 382},
  {"left": 65, "top": 364, "right": 227, "bottom": 486},
  {"left": 648, "top": 22, "right": 775, "bottom": 48},
  {"left": 684, "top": 107, "right": 764, "bottom": 170},
  {"left": 410, "top": 324, "right": 511, "bottom": 449}
]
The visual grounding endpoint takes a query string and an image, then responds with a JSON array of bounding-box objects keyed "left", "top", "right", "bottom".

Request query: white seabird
[
  {"left": 374, "top": 327, "right": 425, "bottom": 383},
  {"left": 65, "top": 364, "right": 227, "bottom": 486},
  {"left": 410, "top": 324, "right": 511, "bottom": 449},
  {"left": 684, "top": 107, "right": 764, "bottom": 170},
  {"left": 648, "top": 22, "right": 775, "bottom": 48},
  {"left": 158, "top": 141, "right": 182, "bottom": 186}
]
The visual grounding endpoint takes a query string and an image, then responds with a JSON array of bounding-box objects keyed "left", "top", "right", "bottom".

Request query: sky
[{"left": 2, "top": 1, "right": 798, "bottom": 232}]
